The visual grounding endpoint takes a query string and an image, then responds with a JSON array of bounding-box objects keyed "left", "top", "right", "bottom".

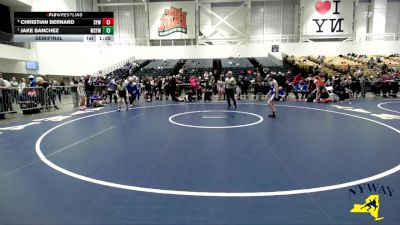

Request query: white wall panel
[
  {"left": 30, "top": 41, "right": 400, "bottom": 76},
  {"left": 210, "top": 2, "right": 247, "bottom": 38},
  {"left": 355, "top": 2, "right": 370, "bottom": 35},
  {"left": 385, "top": 0, "right": 400, "bottom": 33}
]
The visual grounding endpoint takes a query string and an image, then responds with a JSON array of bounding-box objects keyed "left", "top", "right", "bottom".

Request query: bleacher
[
  {"left": 255, "top": 57, "right": 290, "bottom": 74},
  {"left": 221, "top": 58, "right": 254, "bottom": 77},
  {"left": 134, "top": 59, "right": 180, "bottom": 78},
  {"left": 255, "top": 57, "right": 280, "bottom": 68},
  {"left": 182, "top": 59, "right": 213, "bottom": 78},
  {"left": 106, "top": 60, "right": 149, "bottom": 79}
]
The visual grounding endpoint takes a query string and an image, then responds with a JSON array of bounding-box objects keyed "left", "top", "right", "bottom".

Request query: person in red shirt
[{"left": 293, "top": 74, "right": 302, "bottom": 86}]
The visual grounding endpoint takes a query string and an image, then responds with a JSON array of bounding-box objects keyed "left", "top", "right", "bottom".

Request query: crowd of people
[
  {"left": 1, "top": 54, "right": 400, "bottom": 119},
  {"left": 0, "top": 72, "right": 64, "bottom": 118}
]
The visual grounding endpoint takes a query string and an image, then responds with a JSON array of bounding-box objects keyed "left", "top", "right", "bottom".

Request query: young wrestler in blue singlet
[{"left": 267, "top": 75, "right": 279, "bottom": 118}]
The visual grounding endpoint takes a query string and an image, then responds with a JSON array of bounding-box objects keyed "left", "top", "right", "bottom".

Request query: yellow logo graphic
[{"left": 351, "top": 195, "right": 384, "bottom": 221}]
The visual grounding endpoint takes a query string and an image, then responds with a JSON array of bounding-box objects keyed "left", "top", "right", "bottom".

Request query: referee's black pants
[{"left": 225, "top": 88, "right": 236, "bottom": 108}]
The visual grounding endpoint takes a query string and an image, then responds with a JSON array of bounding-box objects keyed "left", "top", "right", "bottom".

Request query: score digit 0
[
  {"left": 102, "top": 18, "right": 114, "bottom": 26},
  {"left": 102, "top": 26, "right": 114, "bottom": 34}
]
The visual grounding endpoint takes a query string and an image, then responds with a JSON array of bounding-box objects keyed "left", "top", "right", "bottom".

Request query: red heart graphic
[{"left": 315, "top": 0, "right": 331, "bottom": 15}]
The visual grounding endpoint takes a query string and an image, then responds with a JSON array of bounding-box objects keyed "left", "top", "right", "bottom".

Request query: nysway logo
[
  {"left": 348, "top": 183, "right": 394, "bottom": 198},
  {"left": 348, "top": 183, "right": 395, "bottom": 221},
  {"left": 313, "top": 0, "right": 343, "bottom": 33},
  {"left": 158, "top": 6, "right": 188, "bottom": 37},
  {"left": 351, "top": 195, "right": 384, "bottom": 221}
]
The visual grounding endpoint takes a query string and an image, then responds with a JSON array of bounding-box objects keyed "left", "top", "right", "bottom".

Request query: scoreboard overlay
[{"left": 13, "top": 12, "right": 114, "bottom": 42}]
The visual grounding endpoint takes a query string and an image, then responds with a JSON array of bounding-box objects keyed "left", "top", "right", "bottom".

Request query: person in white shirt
[
  {"left": 225, "top": 71, "right": 237, "bottom": 109},
  {"left": 217, "top": 77, "right": 225, "bottom": 101},
  {"left": 18, "top": 78, "right": 26, "bottom": 95}
]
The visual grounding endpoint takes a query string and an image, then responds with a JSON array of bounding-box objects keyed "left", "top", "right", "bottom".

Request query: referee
[{"left": 225, "top": 71, "right": 237, "bottom": 109}]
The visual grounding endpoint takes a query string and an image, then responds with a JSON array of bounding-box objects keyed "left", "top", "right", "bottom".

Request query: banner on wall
[
  {"left": 303, "top": 0, "right": 354, "bottom": 36},
  {"left": 148, "top": 1, "right": 195, "bottom": 40}
]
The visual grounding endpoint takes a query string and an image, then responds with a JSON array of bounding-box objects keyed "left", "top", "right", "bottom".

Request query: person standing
[
  {"left": 170, "top": 75, "right": 177, "bottom": 101},
  {"left": 217, "top": 77, "right": 225, "bottom": 101},
  {"left": 70, "top": 78, "right": 79, "bottom": 108},
  {"left": 85, "top": 75, "right": 94, "bottom": 107},
  {"left": 266, "top": 75, "right": 279, "bottom": 118},
  {"left": 107, "top": 78, "right": 117, "bottom": 104},
  {"left": 116, "top": 79, "right": 128, "bottom": 111},
  {"left": 9, "top": 77, "right": 19, "bottom": 104},
  {"left": 0, "top": 72, "right": 12, "bottom": 118},
  {"left": 126, "top": 77, "right": 138, "bottom": 107},
  {"left": 77, "top": 77, "right": 86, "bottom": 110},
  {"left": 225, "top": 71, "right": 237, "bottom": 109},
  {"left": 36, "top": 77, "right": 59, "bottom": 110}
]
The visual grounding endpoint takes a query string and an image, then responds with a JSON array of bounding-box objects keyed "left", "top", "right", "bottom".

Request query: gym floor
[{"left": 0, "top": 99, "right": 399, "bottom": 225}]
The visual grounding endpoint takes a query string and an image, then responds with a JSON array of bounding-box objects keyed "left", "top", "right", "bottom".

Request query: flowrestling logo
[{"left": 158, "top": 6, "right": 187, "bottom": 37}]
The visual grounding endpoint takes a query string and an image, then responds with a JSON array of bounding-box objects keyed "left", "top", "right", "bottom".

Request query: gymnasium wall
[
  {"left": 2, "top": 0, "right": 399, "bottom": 76},
  {"left": 29, "top": 40, "right": 400, "bottom": 76},
  {"left": 0, "top": 59, "right": 32, "bottom": 74},
  {"left": 0, "top": 43, "right": 37, "bottom": 74}
]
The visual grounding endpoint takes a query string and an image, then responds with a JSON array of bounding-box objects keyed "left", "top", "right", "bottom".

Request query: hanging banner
[
  {"left": 303, "top": 0, "right": 354, "bottom": 36},
  {"left": 148, "top": 1, "right": 195, "bottom": 40}
]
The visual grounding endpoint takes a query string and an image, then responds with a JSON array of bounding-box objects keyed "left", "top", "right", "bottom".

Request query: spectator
[
  {"left": 319, "top": 88, "right": 332, "bottom": 103},
  {"left": 9, "top": 77, "right": 19, "bottom": 103},
  {"left": 170, "top": 75, "right": 177, "bottom": 101},
  {"left": 70, "top": 78, "right": 79, "bottom": 108},
  {"left": 78, "top": 77, "right": 86, "bottom": 110},
  {"left": 204, "top": 80, "right": 213, "bottom": 101},
  {"left": 85, "top": 75, "right": 94, "bottom": 107},
  {"left": 1, "top": 72, "right": 12, "bottom": 118},
  {"left": 18, "top": 78, "right": 27, "bottom": 96},
  {"left": 36, "top": 77, "right": 59, "bottom": 109},
  {"left": 90, "top": 92, "right": 106, "bottom": 107},
  {"left": 236, "top": 76, "right": 243, "bottom": 100},
  {"left": 217, "top": 77, "right": 225, "bottom": 101},
  {"left": 204, "top": 71, "right": 209, "bottom": 80},
  {"left": 126, "top": 77, "right": 138, "bottom": 107},
  {"left": 164, "top": 76, "right": 170, "bottom": 100},
  {"left": 242, "top": 76, "right": 250, "bottom": 99},
  {"left": 277, "top": 86, "right": 286, "bottom": 101},
  {"left": 116, "top": 79, "right": 128, "bottom": 111},
  {"left": 254, "top": 73, "right": 262, "bottom": 100},
  {"left": 28, "top": 75, "right": 36, "bottom": 87},
  {"left": 107, "top": 78, "right": 117, "bottom": 104},
  {"left": 144, "top": 77, "right": 153, "bottom": 102},
  {"left": 10, "top": 77, "right": 19, "bottom": 88},
  {"left": 51, "top": 79, "right": 62, "bottom": 103}
]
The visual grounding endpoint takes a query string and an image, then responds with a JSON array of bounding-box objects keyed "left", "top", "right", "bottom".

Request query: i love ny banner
[{"left": 303, "top": 0, "right": 354, "bottom": 36}]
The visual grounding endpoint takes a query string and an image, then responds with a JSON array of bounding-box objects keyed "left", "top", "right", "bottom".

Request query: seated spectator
[
  {"left": 277, "top": 86, "right": 286, "bottom": 101},
  {"left": 174, "top": 91, "right": 184, "bottom": 102},
  {"left": 293, "top": 74, "right": 302, "bottom": 85},
  {"left": 184, "top": 89, "right": 195, "bottom": 102},
  {"left": 319, "top": 88, "right": 332, "bottom": 103},
  {"left": 90, "top": 92, "right": 106, "bottom": 107},
  {"left": 293, "top": 80, "right": 308, "bottom": 100}
]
